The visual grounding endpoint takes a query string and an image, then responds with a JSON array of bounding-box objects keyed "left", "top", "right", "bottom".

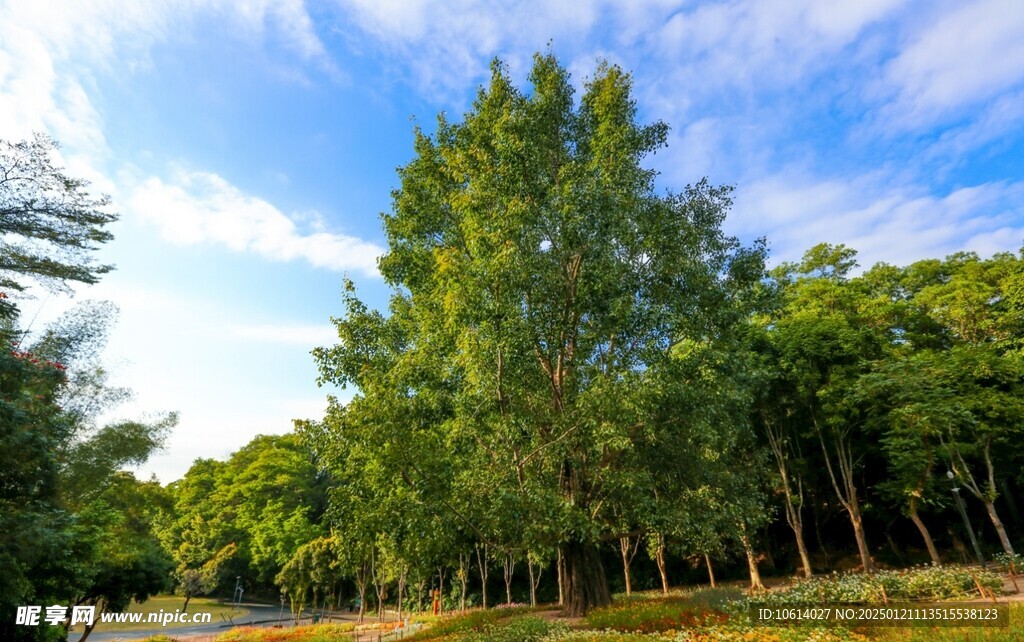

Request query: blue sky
[{"left": 2, "top": 0, "right": 1023, "bottom": 482}]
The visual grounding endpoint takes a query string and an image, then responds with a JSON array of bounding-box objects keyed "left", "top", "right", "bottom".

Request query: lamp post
[
  {"left": 947, "top": 470, "right": 985, "bottom": 567},
  {"left": 233, "top": 576, "right": 244, "bottom": 611}
]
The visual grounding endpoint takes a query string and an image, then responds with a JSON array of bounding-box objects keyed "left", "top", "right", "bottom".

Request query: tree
[
  {"left": 314, "top": 53, "right": 766, "bottom": 615},
  {"left": 0, "top": 134, "right": 116, "bottom": 318},
  {"left": 67, "top": 474, "right": 173, "bottom": 642},
  {"left": 768, "top": 244, "right": 886, "bottom": 573},
  {"left": 163, "top": 434, "right": 326, "bottom": 598}
]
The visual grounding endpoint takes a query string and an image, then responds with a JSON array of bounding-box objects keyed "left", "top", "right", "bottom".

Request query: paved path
[{"left": 70, "top": 603, "right": 365, "bottom": 642}]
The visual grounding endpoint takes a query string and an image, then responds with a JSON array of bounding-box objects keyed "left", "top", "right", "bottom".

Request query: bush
[
  {"left": 405, "top": 606, "right": 535, "bottom": 640},
  {"left": 585, "top": 597, "right": 729, "bottom": 634},
  {"left": 748, "top": 565, "right": 1003, "bottom": 607},
  {"left": 992, "top": 552, "right": 1023, "bottom": 574},
  {"left": 671, "top": 625, "right": 869, "bottom": 641}
]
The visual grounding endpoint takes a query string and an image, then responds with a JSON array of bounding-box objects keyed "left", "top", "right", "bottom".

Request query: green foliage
[
  {"left": 163, "top": 434, "right": 326, "bottom": 596},
  {"left": 749, "top": 566, "right": 1004, "bottom": 606},
  {"left": 0, "top": 134, "right": 116, "bottom": 318},
  {"left": 313, "top": 51, "right": 768, "bottom": 616},
  {"left": 458, "top": 615, "right": 568, "bottom": 642},
  {"left": 406, "top": 609, "right": 563, "bottom": 642},
  {"left": 584, "top": 596, "right": 728, "bottom": 633}
]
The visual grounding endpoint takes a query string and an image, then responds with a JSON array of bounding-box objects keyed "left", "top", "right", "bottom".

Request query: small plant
[
  {"left": 585, "top": 597, "right": 729, "bottom": 633},
  {"left": 992, "top": 552, "right": 1023, "bottom": 573},
  {"left": 748, "top": 565, "right": 1004, "bottom": 608}
]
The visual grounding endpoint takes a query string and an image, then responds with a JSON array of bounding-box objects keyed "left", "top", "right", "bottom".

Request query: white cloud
[
  {"left": 731, "top": 172, "right": 1024, "bottom": 268},
  {"left": 879, "top": 0, "right": 1024, "bottom": 128},
  {"left": 337, "top": 0, "right": 607, "bottom": 100},
  {"left": 643, "top": 0, "right": 904, "bottom": 102},
  {"left": 0, "top": 0, "right": 330, "bottom": 151},
  {"left": 924, "top": 91, "right": 1024, "bottom": 169},
  {"left": 129, "top": 169, "right": 383, "bottom": 276}
]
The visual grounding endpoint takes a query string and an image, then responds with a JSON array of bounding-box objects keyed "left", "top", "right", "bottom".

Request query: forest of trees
[{"left": 2, "top": 54, "right": 1023, "bottom": 641}]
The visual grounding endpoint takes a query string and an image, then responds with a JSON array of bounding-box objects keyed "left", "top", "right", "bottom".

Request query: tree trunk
[
  {"left": 527, "top": 557, "right": 538, "bottom": 607},
  {"left": 458, "top": 553, "right": 469, "bottom": 612},
  {"left": 376, "top": 584, "right": 386, "bottom": 621},
  {"left": 984, "top": 499, "right": 1016, "bottom": 556},
  {"left": 556, "top": 548, "right": 565, "bottom": 607},
  {"left": 182, "top": 593, "right": 192, "bottom": 614},
  {"left": 397, "top": 568, "right": 407, "bottom": 621},
  {"left": 437, "top": 566, "right": 446, "bottom": 615},
  {"left": 76, "top": 600, "right": 104, "bottom": 642},
  {"left": 503, "top": 553, "right": 515, "bottom": 605},
  {"left": 794, "top": 527, "right": 813, "bottom": 578},
  {"left": 763, "top": 412, "right": 812, "bottom": 578},
  {"left": 817, "top": 416, "right": 874, "bottom": 573},
  {"left": 476, "top": 545, "right": 489, "bottom": 609},
  {"left": 704, "top": 554, "right": 716, "bottom": 588},
  {"left": 654, "top": 534, "right": 669, "bottom": 595},
  {"left": 907, "top": 503, "right": 941, "bottom": 564},
  {"left": 741, "top": 534, "right": 765, "bottom": 591},
  {"left": 562, "top": 538, "right": 612, "bottom": 617},
  {"left": 619, "top": 536, "right": 639, "bottom": 595},
  {"left": 850, "top": 509, "right": 873, "bottom": 572},
  {"left": 357, "top": 582, "right": 367, "bottom": 623}
]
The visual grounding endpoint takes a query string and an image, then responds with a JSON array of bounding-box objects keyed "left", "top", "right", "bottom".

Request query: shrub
[
  {"left": 748, "top": 565, "right": 1003, "bottom": 607},
  {"left": 585, "top": 597, "right": 728, "bottom": 633}
]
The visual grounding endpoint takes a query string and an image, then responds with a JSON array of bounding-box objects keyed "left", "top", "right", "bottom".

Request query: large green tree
[{"left": 314, "top": 53, "right": 766, "bottom": 615}]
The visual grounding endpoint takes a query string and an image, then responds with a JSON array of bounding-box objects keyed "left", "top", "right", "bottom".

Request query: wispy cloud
[
  {"left": 877, "top": 0, "right": 1024, "bottom": 130},
  {"left": 129, "top": 170, "right": 383, "bottom": 276},
  {"left": 336, "top": 0, "right": 609, "bottom": 101},
  {"left": 731, "top": 172, "right": 1024, "bottom": 268}
]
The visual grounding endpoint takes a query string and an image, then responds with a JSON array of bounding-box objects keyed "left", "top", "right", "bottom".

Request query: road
[{"left": 70, "top": 603, "right": 364, "bottom": 642}]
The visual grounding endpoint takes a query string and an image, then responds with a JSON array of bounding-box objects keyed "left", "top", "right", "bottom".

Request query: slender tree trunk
[
  {"left": 793, "top": 526, "right": 813, "bottom": 578},
  {"left": 503, "top": 553, "right": 515, "bottom": 605},
  {"left": 654, "top": 533, "right": 669, "bottom": 595},
  {"left": 704, "top": 554, "right": 716, "bottom": 588},
  {"left": 182, "top": 593, "right": 192, "bottom": 614},
  {"left": 850, "top": 509, "right": 873, "bottom": 572},
  {"left": 376, "top": 583, "right": 386, "bottom": 621},
  {"left": 984, "top": 500, "right": 1016, "bottom": 556},
  {"left": 619, "top": 536, "right": 639, "bottom": 595},
  {"left": 527, "top": 557, "right": 542, "bottom": 607},
  {"left": 907, "top": 501, "right": 941, "bottom": 564},
  {"left": 562, "top": 538, "right": 612, "bottom": 617},
  {"left": 741, "top": 533, "right": 765, "bottom": 591},
  {"left": 397, "top": 568, "right": 407, "bottom": 621},
  {"left": 357, "top": 569, "right": 369, "bottom": 623},
  {"left": 763, "top": 412, "right": 813, "bottom": 578},
  {"left": 476, "top": 545, "right": 489, "bottom": 609},
  {"left": 75, "top": 600, "right": 104, "bottom": 642},
  {"left": 556, "top": 548, "right": 565, "bottom": 607},
  {"left": 954, "top": 437, "right": 1015, "bottom": 556},
  {"left": 817, "top": 419, "right": 874, "bottom": 572},
  {"left": 437, "top": 566, "right": 446, "bottom": 615},
  {"left": 458, "top": 553, "right": 468, "bottom": 612}
]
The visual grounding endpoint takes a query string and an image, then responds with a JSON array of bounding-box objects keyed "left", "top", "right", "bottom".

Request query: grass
[
  {"left": 212, "top": 623, "right": 356, "bottom": 642},
  {"left": 142, "top": 576, "right": 1023, "bottom": 642},
  {"left": 69, "top": 594, "right": 249, "bottom": 633},
  {"left": 864, "top": 602, "right": 1024, "bottom": 642}
]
